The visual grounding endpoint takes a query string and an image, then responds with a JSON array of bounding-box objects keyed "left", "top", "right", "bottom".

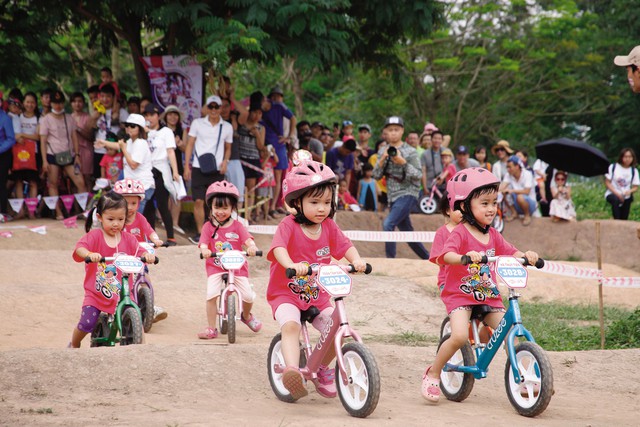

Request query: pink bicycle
[
  {"left": 419, "top": 179, "right": 443, "bottom": 214},
  {"left": 200, "top": 249, "right": 262, "bottom": 344},
  {"left": 267, "top": 263, "right": 380, "bottom": 418}
]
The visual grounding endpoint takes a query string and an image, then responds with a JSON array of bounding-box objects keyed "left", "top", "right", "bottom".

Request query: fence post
[{"left": 596, "top": 221, "right": 605, "bottom": 349}]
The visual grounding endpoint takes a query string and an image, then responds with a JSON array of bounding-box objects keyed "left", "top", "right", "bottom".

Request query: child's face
[
  {"left": 101, "top": 70, "right": 112, "bottom": 83},
  {"left": 441, "top": 154, "right": 452, "bottom": 165},
  {"left": 475, "top": 149, "right": 486, "bottom": 162},
  {"left": 343, "top": 125, "right": 354, "bottom": 135},
  {"left": 124, "top": 196, "right": 140, "bottom": 221},
  {"left": 301, "top": 188, "right": 332, "bottom": 224},
  {"left": 106, "top": 147, "right": 118, "bottom": 157},
  {"left": 469, "top": 191, "right": 497, "bottom": 227},
  {"left": 98, "top": 207, "right": 127, "bottom": 236},
  {"left": 23, "top": 96, "right": 36, "bottom": 114},
  {"left": 210, "top": 202, "right": 233, "bottom": 224},
  {"left": 364, "top": 169, "right": 373, "bottom": 178},
  {"left": 338, "top": 181, "right": 348, "bottom": 193}
]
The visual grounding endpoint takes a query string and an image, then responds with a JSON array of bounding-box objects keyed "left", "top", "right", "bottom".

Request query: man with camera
[{"left": 373, "top": 116, "right": 429, "bottom": 259}]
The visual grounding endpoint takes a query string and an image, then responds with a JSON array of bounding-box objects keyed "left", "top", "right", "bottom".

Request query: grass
[
  {"left": 570, "top": 177, "right": 640, "bottom": 221},
  {"left": 369, "top": 330, "right": 439, "bottom": 347},
  {"left": 20, "top": 408, "right": 53, "bottom": 414}
]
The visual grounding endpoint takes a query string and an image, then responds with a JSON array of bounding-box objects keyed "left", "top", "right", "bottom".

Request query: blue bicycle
[{"left": 438, "top": 255, "right": 553, "bottom": 417}]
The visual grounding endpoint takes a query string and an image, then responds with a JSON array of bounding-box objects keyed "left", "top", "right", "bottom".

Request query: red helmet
[
  {"left": 447, "top": 167, "right": 499, "bottom": 211},
  {"left": 205, "top": 180, "right": 239, "bottom": 205},
  {"left": 283, "top": 160, "right": 337, "bottom": 205},
  {"left": 113, "top": 178, "right": 146, "bottom": 200}
]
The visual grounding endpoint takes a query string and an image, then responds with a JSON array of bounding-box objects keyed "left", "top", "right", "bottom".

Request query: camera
[{"left": 387, "top": 146, "right": 397, "bottom": 157}]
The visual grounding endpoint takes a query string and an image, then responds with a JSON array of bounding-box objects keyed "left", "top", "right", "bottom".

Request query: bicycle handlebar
[
  {"left": 199, "top": 250, "right": 263, "bottom": 259},
  {"left": 460, "top": 255, "right": 544, "bottom": 269},
  {"left": 285, "top": 263, "right": 373, "bottom": 279},
  {"left": 85, "top": 256, "right": 159, "bottom": 264}
]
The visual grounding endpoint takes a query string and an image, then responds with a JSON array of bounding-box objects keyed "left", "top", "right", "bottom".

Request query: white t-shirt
[
  {"left": 95, "top": 107, "right": 129, "bottom": 154},
  {"left": 605, "top": 163, "right": 639, "bottom": 200},
  {"left": 124, "top": 138, "right": 154, "bottom": 190},
  {"left": 188, "top": 117, "right": 233, "bottom": 169},
  {"left": 20, "top": 114, "right": 38, "bottom": 136},
  {"left": 502, "top": 168, "right": 537, "bottom": 201},
  {"left": 492, "top": 160, "right": 508, "bottom": 181},
  {"left": 147, "top": 126, "right": 176, "bottom": 167},
  {"left": 8, "top": 112, "right": 21, "bottom": 133}
]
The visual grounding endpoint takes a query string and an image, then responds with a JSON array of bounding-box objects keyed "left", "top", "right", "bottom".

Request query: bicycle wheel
[
  {"left": 227, "top": 293, "right": 236, "bottom": 344},
  {"left": 419, "top": 195, "right": 438, "bottom": 215},
  {"left": 137, "top": 286, "right": 154, "bottom": 333},
  {"left": 267, "top": 333, "right": 307, "bottom": 403},
  {"left": 90, "top": 313, "right": 111, "bottom": 347},
  {"left": 120, "top": 307, "right": 143, "bottom": 345},
  {"left": 439, "top": 316, "right": 451, "bottom": 340},
  {"left": 504, "top": 341, "right": 554, "bottom": 417},
  {"left": 492, "top": 214, "right": 504, "bottom": 233},
  {"left": 336, "top": 342, "right": 381, "bottom": 418},
  {"left": 218, "top": 295, "right": 228, "bottom": 335},
  {"left": 438, "top": 333, "right": 475, "bottom": 402}
]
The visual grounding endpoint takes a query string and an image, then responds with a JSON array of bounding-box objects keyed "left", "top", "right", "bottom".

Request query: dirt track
[{"left": 1, "top": 216, "right": 639, "bottom": 426}]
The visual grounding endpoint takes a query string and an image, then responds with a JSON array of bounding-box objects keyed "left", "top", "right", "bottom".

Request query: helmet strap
[
  {"left": 462, "top": 200, "right": 491, "bottom": 234},
  {"left": 209, "top": 216, "right": 231, "bottom": 239}
]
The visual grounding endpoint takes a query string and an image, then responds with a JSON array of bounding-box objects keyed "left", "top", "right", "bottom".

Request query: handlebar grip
[
  {"left": 255, "top": 250, "right": 263, "bottom": 257},
  {"left": 461, "top": 255, "right": 488, "bottom": 265},
  {"left": 85, "top": 256, "right": 106, "bottom": 264},
  {"left": 348, "top": 263, "right": 373, "bottom": 274},
  {"left": 522, "top": 256, "right": 545, "bottom": 269},
  {"left": 286, "top": 266, "right": 313, "bottom": 278},
  {"left": 153, "top": 257, "right": 160, "bottom": 265},
  {"left": 200, "top": 253, "right": 204, "bottom": 259}
]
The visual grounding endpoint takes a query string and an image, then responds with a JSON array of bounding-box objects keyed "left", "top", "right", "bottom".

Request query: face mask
[{"left": 51, "top": 108, "right": 64, "bottom": 115}]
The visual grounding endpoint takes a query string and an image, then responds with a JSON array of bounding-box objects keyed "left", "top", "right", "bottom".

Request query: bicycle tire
[
  {"left": 120, "top": 306, "right": 143, "bottom": 345},
  {"left": 218, "top": 294, "right": 228, "bottom": 335},
  {"left": 90, "top": 313, "right": 111, "bottom": 347},
  {"left": 227, "top": 293, "right": 236, "bottom": 344},
  {"left": 266, "top": 333, "right": 307, "bottom": 403},
  {"left": 504, "top": 341, "right": 554, "bottom": 417},
  {"left": 137, "top": 286, "right": 154, "bottom": 333},
  {"left": 419, "top": 195, "right": 438, "bottom": 215},
  {"left": 438, "top": 333, "right": 475, "bottom": 402},
  {"left": 439, "top": 316, "right": 451, "bottom": 340},
  {"left": 336, "top": 342, "right": 381, "bottom": 418}
]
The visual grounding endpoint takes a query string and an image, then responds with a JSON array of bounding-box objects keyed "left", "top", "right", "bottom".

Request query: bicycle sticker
[
  {"left": 113, "top": 255, "right": 145, "bottom": 274},
  {"left": 317, "top": 265, "right": 352, "bottom": 297},
  {"left": 495, "top": 256, "right": 528, "bottom": 288},
  {"left": 95, "top": 263, "right": 121, "bottom": 299},
  {"left": 219, "top": 250, "right": 246, "bottom": 270}
]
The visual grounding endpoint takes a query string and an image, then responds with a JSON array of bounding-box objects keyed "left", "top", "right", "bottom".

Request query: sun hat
[
  {"left": 160, "top": 105, "right": 182, "bottom": 121},
  {"left": 491, "top": 140, "right": 514, "bottom": 155},
  {"left": 441, "top": 148, "right": 453, "bottom": 157},
  {"left": 423, "top": 122, "right": 439, "bottom": 133},
  {"left": 614, "top": 45, "right": 640, "bottom": 67}
]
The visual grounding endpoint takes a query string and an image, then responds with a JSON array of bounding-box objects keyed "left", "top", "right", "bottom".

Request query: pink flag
[
  {"left": 0, "top": 231, "right": 13, "bottom": 238},
  {"left": 25, "top": 198, "right": 39, "bottom": 216},
  {"left": 63, "top": 216, "right": 78, "bottom": 229},
  {"left": 60, "top": 195, "right": 75, "bottom": 213}
]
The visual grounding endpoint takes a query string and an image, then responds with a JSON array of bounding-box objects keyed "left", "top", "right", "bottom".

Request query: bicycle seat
[
  {"left": 222, "top": 273, "right": 229, "bottom": 283},
  {"left": 470, "top": 305, "right": 493, "bottom": 321},
  {"left": 300, "top": 306, "right": 320, "bottom": 324}
]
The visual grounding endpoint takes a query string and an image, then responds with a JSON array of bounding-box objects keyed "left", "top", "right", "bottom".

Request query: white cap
[
  {"left": 125, "top": 113, "right": 146, "bottom": 128},
  {"left": 614, "top": 45, "right": 640, "bottom": 67},
  {"left": 206, "top": 95, "right": 222, "bottom": 106}
]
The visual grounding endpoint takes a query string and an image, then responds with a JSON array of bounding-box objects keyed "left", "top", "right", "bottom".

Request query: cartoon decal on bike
[
  {"left": 94, "top": 263, "right": 122, "bottom": 299},
  {"left": 459, "top": 251, "right": 500, "bottom": 300},
  {"left": 287, "top": 262, "right": 320, "bottom": 303}
]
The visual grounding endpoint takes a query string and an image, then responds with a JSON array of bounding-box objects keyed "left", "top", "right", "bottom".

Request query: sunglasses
[
  {"left": 207, "top": 103, "right": 221, "bottom": 110},
  {"left": 495, "top": 147, "right": 506, "bottom": 152},
  {"left": 125, "top": 123, "right": 138, "bottom": 129}
]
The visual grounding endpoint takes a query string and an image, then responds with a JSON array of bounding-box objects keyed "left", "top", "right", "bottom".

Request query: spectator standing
[
  {"left": 372, "top": 116, "right": 429, "bottom": 259},
  {"left": 14, "top": 92, "right": 40, "bottom": 215},
  {"left": 221, "top": 89, "right": 247, "bottom": 210},
  {"left": 70, "top": 92, "right": 94, "bottom": 189},
  {"left": 0, "top": 91, "right": 16, "bottom": 219},
  {"left": 491, "top": 139, "right": 514, "bottom": 181},
  {"left": 357, "top": 163, "right": 378, "bottom": 211},
  {"left": 162, "top": 105, "right": 187, "bottom": 234},
  {"left": 40, "top": 88, "right": 52, "bottom": 117},
  {"left": 604, "top": 147, "right": 639, "bottom": 220},
  {"left": 453, "top": 145, "right": 480, "bottom": 171},
  {"left": 296, "top": 121, "right": 323, "bottom": 162},
  {"left": 127, "top": 96, "right": 141, "bottom": 115},
  {"left": 406, "top": 131, "right": 421, "bottom": 156},
  {"left": 421, "top": 130, "right": 444, "bottom": 192},
  {"left": 499, "top": 155, "right": 537, "bottom": 226},
  {"left": 261, "top": 85, "right": 296, "bottom": 216},
  {"left": 184, "top": 95, "right": 233, "bottom": 244},
  {"left": 369, "top": 139, "right": 388, "bottom": 211},
  {"left": 40, "top": 90, "right": 87, "bottom": 219},
  {"left": 325, "top": 137, "right": 357, "bottom": 189}
]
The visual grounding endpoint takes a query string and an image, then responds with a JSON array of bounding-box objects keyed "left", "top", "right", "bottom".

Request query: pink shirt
[
  {"left": 99, "top": 153, "right": 123, "bottom": 183},
  {"left": 123, "top": 212, "right": 155, "bottom": 243},
  {"left": 73, "top": 229, "right": 141, "bottom": 314},
  {"left": 429, "top": 224, "right": 451, "bottom": 287},
  {"left": 200, "top": 220, "right": 253, "bottom": 277},
  {"left": 267, "top": 216, "right": 353, "bottom": 316},
  {"left": 439, "top": 225, "right": 517, "bottom": 313},
  {"left": 40, "top": 113, "right": 77, "bottom": 155}
]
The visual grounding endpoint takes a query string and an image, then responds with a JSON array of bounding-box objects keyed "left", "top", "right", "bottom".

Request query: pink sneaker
[
  {"left": 197, "top": 327, "right": 218, "bottom": 339},
  {"left": 283, "top": 366, "right": 308, "bottom": 400},
  {"left": 315, "top": 365, "right": 337, "bottom": 398},
  {"left": 421, "top": 365, "right": 440, "bottom": 403},
  {"left": 241, "top": 312, "right": 262, "bottom": 333}
]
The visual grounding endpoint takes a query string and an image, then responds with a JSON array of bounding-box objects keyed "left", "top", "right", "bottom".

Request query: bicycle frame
[{"left": 219, "top": 268, "right": 243, "bottom": 319}]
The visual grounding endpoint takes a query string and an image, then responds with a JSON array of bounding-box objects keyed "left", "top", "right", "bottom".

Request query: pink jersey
[
  {"left": 99, "top": 153, "right": 123, "bottom": 183},
  {"left": 439, "top": 224, "right": 517, "bottom": 313},
  {"left": 266, "top": 215, "right": 353, "bottom": 316},
  {"left": 259, "top": 158, "right": 276, "bottom": 188},
  {"left": 124, "top": 212, "right": 155, "bottom": 243},
  {"left": 73, "top": 229, "right": 141, "bottom": 314},
  {"left": 429, "top": 224, "right": 451, "bottom": 288},
  {"left": 200, "top": 219, "right": 253, "bottom": 277}
]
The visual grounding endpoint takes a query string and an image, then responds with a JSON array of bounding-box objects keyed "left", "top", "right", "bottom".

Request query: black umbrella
[{"left": 535, "top": 138, "right": 609, "bottom": 177}]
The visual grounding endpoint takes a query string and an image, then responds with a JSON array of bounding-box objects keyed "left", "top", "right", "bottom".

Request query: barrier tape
[
  {"left": 247, "top": 225, "right": 436, "bottom": 242},
  {"left": 537, "top": 260, "right": 602, "bottom": 280},
  {"left": 601, "top": 276, "right": 640, "bottom": 288}
]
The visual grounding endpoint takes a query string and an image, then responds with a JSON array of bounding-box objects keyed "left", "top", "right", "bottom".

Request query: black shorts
[
  {"left": 11, "top": 169, "right": 39, "bottom": 182},
  {"left": 191, "top": 167, "right": 224, "bottom": 201},
  {"left": 241, "top": 157, "right": 263, "bottom": 180}
]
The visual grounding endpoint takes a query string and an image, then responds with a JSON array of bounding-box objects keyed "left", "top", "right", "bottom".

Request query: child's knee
[{"left": 282, "top": 321, "right": 301, "bottom": 336}]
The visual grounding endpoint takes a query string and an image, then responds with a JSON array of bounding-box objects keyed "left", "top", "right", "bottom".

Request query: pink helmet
[
  {"left": 283, "top": 160, "right": 337, "bottom": 205},
  {"left": 447, "top": 167, "right": 498, "bottom": 211},
  {"left": 291, "top": 149, "right": 313, "bottom": 166},
  {"left": 113, "top": 178, "right": 146, "bottom": 200},
  {"left": 205, "top": 180, "right": 239, "bottom": 204}
]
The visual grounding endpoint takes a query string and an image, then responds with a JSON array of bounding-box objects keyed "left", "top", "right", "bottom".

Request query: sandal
[
  {"left": 522, "top": 216, "right": 532, "bottom": 226},
  {"left": 197, "top": 327, "right": 218, "bottom": 339},
  {"left": 282, "top": 366, "right": 308, "bottom": 400},
  {"left": 421, "top": 366, "right": 440, "bottom": 403}
]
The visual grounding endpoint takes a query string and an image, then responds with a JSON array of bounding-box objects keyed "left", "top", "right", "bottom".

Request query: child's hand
[
  {"left": 245, "top": 245, "right": 259, "bottom": 257},
  {"left": 153, "top": 239, "right": 163, "bottom": 248},
  {"left": 523, "top": 251, "right": 539, "bottom": 266},
  {"left": 201, "top": 248, "right": 212, "bottom": 259},
  {"left": 142, "top": 253, "right": 156, "bottom": 264},
  {"left": 87, "top": 252, "right": 102, "bottom": 263},
  {"left": 465, "top": 251, "right": 483, "bottom": 263},
  {"left": 290, "top": 262, "right": 311, "bottom": 276},
  {"left": 351, "top": 258, "right": 367, "bottom": 273},
  {"left": 94, "top": 139, "right": 105, "bottom": 149}
]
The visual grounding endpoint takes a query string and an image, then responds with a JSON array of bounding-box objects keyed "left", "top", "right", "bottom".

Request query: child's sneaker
[
  {"left": 153, "top": 306, "right": 168, "bottom": 323},
  {"left": 421, "top": 365, "right": 440, "bottom": 403},
  {"left": 197, "top": 327, "right": 218, "bottom": 339},
  {"left": 241, "top": 312, "right": 262, "bottom": 332},
  {"left": 282, "top": 366, "right": 308, "bottom": 400},
  {"left": 315, "top": 365, "right": 337, "bottom": 398}
]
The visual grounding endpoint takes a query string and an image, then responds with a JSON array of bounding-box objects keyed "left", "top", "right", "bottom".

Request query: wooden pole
[{"left": 596, "top": 221, "right": 605, "bottom": 349}]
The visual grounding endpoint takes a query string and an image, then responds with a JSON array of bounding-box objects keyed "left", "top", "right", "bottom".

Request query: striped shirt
[{"left": 372, "top": 143, "right": 422, "bottom": 202}]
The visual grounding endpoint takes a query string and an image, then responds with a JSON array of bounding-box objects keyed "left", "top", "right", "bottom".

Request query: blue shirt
[
  {"left": 0, "top": 110, "right": 16, "bottom": 154},
  {"left": 261, "top": 101, "right": 293, "bottom": 147},
  {"left": 326, "top": 147, "right": 354, "bottom": 180}
]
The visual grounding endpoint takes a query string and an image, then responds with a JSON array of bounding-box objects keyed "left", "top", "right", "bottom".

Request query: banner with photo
[{"left": 141, "top": 55, "right": 203, "bottom": 127}]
